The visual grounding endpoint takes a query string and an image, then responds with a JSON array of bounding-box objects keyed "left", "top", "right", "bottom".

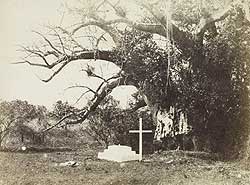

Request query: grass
[{"left": 0, "top": 147, "right": 250, "bottom": 185}]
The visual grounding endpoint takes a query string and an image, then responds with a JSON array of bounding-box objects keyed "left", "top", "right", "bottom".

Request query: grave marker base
[{"left": 98, "top": 145, "right": 139, "bottom": 162}]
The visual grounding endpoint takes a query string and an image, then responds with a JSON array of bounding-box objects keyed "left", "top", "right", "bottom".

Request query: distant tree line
[{"left": 0, "top": 100, "right": 48, "bottom": 148}]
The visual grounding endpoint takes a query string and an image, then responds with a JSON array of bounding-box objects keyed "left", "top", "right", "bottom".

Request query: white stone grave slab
[{"left": 98, "top": 145, "right": 139, "bottom": 162}]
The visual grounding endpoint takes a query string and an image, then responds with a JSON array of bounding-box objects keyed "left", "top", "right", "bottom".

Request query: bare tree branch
[
  {"left": 43, "top": 50, "right": 60, "bottom": 58},
  {"left": 12, "top": 60, "right": 51, "bottom": 68},
  {"left": 42, "top": 58, "right": 69, "bottom": 82},
  {"left": 16, "top": 48, "right": 115, "bottom": 83},
  {"left": 56, "top": 26, "right": 86, "bottom": 50},
  {"left": 74, "top": 90, "right": 92, "bottom": 105},
  {"left": 32, "top": 31, "right": 63, "bottom": 55},
  {"left": 95, "top": 32, "right": 107, "bottom": 48},
  {"left": 51, "top": 28, "right": 67, "bottom": 54},
  {"left": 71, "top": 19, "right": 122, "bottom": 45},
  {"left": 42, "top": 113, "right": 74, "bottom": 132},
  {"left": 82, "top": 65, "right": 108, "bottom": 82},
  {"left": 66, "top": 85, "right": 97, "bottom": 94},
  {"left": 18, "top": 46, "right": 51, "bottom": 66},
  {"left": 69, "top": 15, "right": 193, "bottom": 52}
]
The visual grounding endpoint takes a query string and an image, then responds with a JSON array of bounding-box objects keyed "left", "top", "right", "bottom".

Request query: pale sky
[{"left": 0, "top": 0, "right": 138, "bottom": 109}]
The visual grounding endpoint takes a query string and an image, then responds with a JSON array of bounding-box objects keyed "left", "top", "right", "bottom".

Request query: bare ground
[{"left": 0, "top": 148, "right": 250, "bottom": 185}]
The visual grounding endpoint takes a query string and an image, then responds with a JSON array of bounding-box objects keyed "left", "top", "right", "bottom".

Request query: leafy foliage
[
  {"left": 174, "top": 11, "right": 250, "bottom": 157},
  {"left": 49, "top": 100, "right": 79, "bottom": 121},
  {"left": 112, "top": 29, "right": 179, "bottom": 108}
]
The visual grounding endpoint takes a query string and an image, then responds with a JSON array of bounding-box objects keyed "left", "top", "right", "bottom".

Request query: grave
[
  {"left": 129, "top": 118, "right": 153, "bottom": 161},
  {"left": 98, "top": 118, "right": 153, "bottom": 162},
  {"left": 98, "top": 145, "right": 139, "bottom": 162}
]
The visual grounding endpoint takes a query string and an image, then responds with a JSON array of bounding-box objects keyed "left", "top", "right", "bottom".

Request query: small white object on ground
[
  {"left": 165, "top": 159, "right": 174, "bottom": 164},
  {"left": 58, "top": 161, "right": 80, "bottom": 167},
  {"left": 120, "top": 163, "right": 126, "bottom": 168},
  {"left": 21, "top": 146, "right": 27, "bottom": 151},
  {"left": 43, "top": 153, "right": 48, "bottom": 158}
]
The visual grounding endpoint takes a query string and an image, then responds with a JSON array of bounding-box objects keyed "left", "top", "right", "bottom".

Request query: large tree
[{"left": 18, "top": 0, "right": 250, "bottom": 159}]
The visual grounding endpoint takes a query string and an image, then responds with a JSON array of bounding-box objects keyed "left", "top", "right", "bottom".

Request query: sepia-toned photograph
[{"left": 0, "top": 0, "right": 250, "bottom": 184}]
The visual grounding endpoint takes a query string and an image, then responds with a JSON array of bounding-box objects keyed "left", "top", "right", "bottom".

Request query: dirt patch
[{"left": 0, "top": 149, "right": 250, "bottom": 185}]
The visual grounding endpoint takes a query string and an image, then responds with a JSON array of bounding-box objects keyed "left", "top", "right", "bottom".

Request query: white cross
[{"left": 129, "top": 118, "right": 152, "bottom": 161}]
